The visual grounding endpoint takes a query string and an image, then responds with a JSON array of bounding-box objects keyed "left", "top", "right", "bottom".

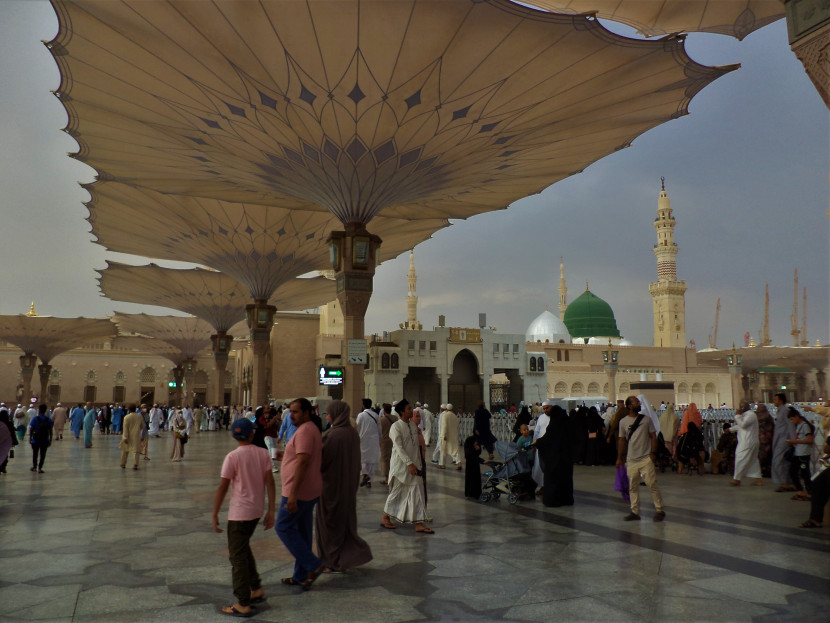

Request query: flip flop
[
  {"left": 220, "top": 605, "right": 255, "bottom": 618},
  {"left": 800, "top": 520, "right": 823, "bottom": 528},
  {"left": 281, "top": 577, "right": 300, "bottom": 586},
  {"left": 415, "top": 526, "right": 435, "bottom": 534},
  {"left": 249, "top": 594, "right": 266, "bottom": 604}
]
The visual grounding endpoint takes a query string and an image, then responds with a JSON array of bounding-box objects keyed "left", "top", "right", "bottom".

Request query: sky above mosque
[{"left": 0, "top": 1, "right": 827, "bottom": 349}]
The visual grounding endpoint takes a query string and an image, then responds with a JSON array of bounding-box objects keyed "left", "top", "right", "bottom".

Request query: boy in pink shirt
[{"left": 212, "top": 418, "right": 276, "bottom": 617}]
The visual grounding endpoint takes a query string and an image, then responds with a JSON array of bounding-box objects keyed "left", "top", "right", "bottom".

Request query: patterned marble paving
[{"left": 1, "top": 431, "right": 827, "bottom": 622}]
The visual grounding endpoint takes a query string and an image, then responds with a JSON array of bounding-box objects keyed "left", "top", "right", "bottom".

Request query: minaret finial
[
  {"left": 26, "top": 302, "right": 37, "bottom": 317},
  {"left": 585, "top": 281, "right": 589, "bottom": 291},
  {"left": 660, "top": 176, "right": 665, "bottom": 191}
]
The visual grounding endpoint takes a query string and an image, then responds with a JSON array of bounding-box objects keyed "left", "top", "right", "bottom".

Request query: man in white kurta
[
  {"left": 420, "top": 404, "right": 434, "bottom": 446},
  {"left": 356, "top": 399, "right": 382, "bottom": 487},
  {"left": 438, "top": 404, "right": 461, "bottom": 469},
  {"left": 431, "top": 405, "right": 444, "bottom": 463},
  {"left": 148, "top": 405, "right": 163, "bottom": 436},
  {"left": 531, "top": 400, "right": 553, "bottom": 486},
  {"left": 729, "top": 401, "right": 762, "bottom": 485},
  {"left": 382, "top": 399, "right": 432, "bottom": 532}
]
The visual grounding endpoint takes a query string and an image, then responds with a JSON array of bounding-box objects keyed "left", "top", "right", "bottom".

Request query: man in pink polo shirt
[
  {"left": 212, "top": 418, "right": 276, "bottom": 617},
  {"left": 276, "top": 397, "right": 323, "bottom": 590}
]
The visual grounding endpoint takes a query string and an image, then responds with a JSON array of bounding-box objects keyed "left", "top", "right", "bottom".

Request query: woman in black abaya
[{"left": 533, "top": 405, "right": 574, "bottom": 507}]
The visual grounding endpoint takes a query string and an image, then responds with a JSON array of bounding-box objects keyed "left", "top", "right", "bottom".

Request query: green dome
[{"left": 563, "top": 289, "right": 621, "bottom": 339}]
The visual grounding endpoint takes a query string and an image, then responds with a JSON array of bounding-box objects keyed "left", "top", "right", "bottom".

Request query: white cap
[
  {"left": 423, "top": 403, "right": 428, "bottom": 409},
  {"left": 445, "top": 403, "right": 453, "bottom": 411},
  {"left": 542, "top": 399, "right": 555, "bottom": 406}
]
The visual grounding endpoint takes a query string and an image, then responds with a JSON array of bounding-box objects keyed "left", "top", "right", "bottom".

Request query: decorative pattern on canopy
[
  {"left": 112, "top": 313, "right": 213, "bottom": 360},
  {"left": 98, "top": 262, "right": 336, "bottom": 331},
  {"left": 524, "top": 0, "right": 784, "bottom": 40},
  {"left": 0, "top": 315, "right": 116, "bottom": 363},
  {"left": 86, "top": 182, "right": 448, "bottom": 300},
  {"left": 49, "top": 0, "right": 735, "bottom": 225}
]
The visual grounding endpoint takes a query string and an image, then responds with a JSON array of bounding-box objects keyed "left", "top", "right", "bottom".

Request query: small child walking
[{"left": 212, "top": 418, "right": 276, "bottom": 617}]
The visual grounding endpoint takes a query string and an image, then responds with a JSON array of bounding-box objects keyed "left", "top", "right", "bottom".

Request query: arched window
[
  {"left": 381, "top": 353, "right": 390, "bottom": 369},
  {"left": 587, "top": 382, "right": 600, "bottom": 395},
  {"left": 571, "top": 382, "right": 584, "bottom": 395},
  {"left": 537, "top": 357, "right": 545, "bottom": 372},
  {"left": 140, "top": 367, "right": 156, "bottom": 384},
  {"left": 554, "top": 381, "right": 567, "bottom": 397},
  {"left": 391, "top": 353, "right": 399, "bottom": 369},
  {"left": 556, "top": 350, "right": 562, "bottom": 361},
  {"left": 529, "top": 358, "right": 537, "bottom": 372},
  {"left": 564, "top": 350, "right": 570, "bottom": 362}
]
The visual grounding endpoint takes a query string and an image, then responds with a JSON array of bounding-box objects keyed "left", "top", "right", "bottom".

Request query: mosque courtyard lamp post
[{"left": 602, "top": 341, "right": 619, "bottom": 404}]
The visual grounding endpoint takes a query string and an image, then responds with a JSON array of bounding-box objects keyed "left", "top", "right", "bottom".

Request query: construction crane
[{"left": 708, "top": 298, "right": 720, "bottom": 350}]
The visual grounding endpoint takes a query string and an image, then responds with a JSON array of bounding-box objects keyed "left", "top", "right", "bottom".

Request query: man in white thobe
[
  {"left": 148, "top": 405, "right": 163, "bottom": 436},
  {"left": 438, "top": 404, "right": 460, "bottom": 470},
  {"left": 356, "top": 399, "right": 382, "bottom": 488},
  {"left": 431, "top": 405, "right": 445, "bottom": 463},
  {"left": 381, "top": 399, "right": 432, "bottom": 533},
  {"left": 181, "top": 404, "right": 194, "bottom": 435},
  {"left": 531, "top": 400, "right": 554, "bottom": 487},
  {"left": 420, "top": 404, "right": 434, "bottom": 446},
  {"left": 729, "top": 400, "right": 763, "bottom": 486}
]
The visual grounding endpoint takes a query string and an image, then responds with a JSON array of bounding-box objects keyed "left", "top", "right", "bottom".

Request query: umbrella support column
[{"left": 328, "top": 224, "right": 381, "bottom": 418}]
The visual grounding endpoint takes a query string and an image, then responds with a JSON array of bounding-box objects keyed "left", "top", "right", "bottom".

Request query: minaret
[
  {"left": 558, "top": 256, "right": 568, "bottom": 317},
  {"left": 404, "top": 251, "right": 422, "bottom": 330},
  {"left": 761, "top": 284, "right": 771, "bottom": 346},
  {"left": 801, "top": 287, "right": 808, "bottom": 346},
  {"left": 648, "top": 178, "right": 687, "bottom": 348},
  {"left": 790, "top": 268, "right": 799, "bottom": 346}
]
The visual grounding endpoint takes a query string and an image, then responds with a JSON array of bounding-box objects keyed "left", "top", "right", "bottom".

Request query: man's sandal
[
  {"left": 799, "top": 520, "right": 823, "bottom": 528},
  {"left": 220, "top": 605, "right": 255, "bottom": 618}
]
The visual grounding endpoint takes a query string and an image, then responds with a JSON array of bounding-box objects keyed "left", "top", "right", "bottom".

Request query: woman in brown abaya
[{"left": 315, "top": 400, "right": 373, "bottom": 574}]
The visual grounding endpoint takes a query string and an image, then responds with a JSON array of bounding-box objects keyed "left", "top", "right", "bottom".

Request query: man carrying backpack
[{"left": 29, "top": 404, "right": 53, "bottom": 474}]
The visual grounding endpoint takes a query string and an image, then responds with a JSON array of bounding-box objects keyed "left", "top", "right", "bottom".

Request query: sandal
[
  {"left": 281, "top": 577, "right": 300, "bottom": 586},
  {"left": 791, "top": 493, "right": 811, "bottom": 501},
  {"left": 220, "top": 605, "right": 255, "bottom": 618},
  {"left": 415, "top": 525, "right": 435, "bottom": 534},
  {"left": 380, "top": 515, "right": 397, "bottom": 530},
  {"left": 799, "top": 520, "right": 823, "bottom": 529},
  {"left": 301, "top": 566, "right": 324, "bottom": 591},
  {"left": 249, "top": 591, "right": 266, "bottom": 604}
]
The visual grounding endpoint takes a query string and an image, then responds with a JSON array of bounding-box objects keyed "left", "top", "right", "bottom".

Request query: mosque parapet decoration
[{"left": 449, "top": 328, "right": 482, "bottom": 343}]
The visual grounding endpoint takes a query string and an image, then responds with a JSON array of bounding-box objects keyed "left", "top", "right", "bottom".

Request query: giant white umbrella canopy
[
  {"left": 48, "top": 0, "right": 735, "bottom": 222},
  {"left": 49, "top": 0, "right": 736, "bottom": 409},
  {"left": 523, "top": 0, "right": 784, "bottom": 40},
  {"left": 99, "top": 262, "right": 338, "bottom": 404},
  {"left": 113, "top": 313, "right": 214, "bottom": 405},
  {"left": 85, "top": 182, "right": 449, "bottom": 301},
  {"left": 98, "top": 262, "right": 336, "bottom": 333},
  {"left": 0, "top": 310, "right": 116, "bottom": 404}
]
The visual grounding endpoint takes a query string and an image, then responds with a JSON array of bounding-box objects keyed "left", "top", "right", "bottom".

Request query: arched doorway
[{"left": 448, "top": 349, "right": 482, "bottom": 413}]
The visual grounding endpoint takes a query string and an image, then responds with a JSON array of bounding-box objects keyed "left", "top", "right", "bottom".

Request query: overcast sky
[{"left": 1, "top": 1, "right": 827, "bottom": 351}]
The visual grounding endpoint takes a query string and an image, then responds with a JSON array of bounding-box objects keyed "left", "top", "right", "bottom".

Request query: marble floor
[{"left": 1, "top": 431, "right": 828, "bottom": 622}]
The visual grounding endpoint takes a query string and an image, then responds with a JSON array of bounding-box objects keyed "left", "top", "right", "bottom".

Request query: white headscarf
[{"left": 637, "top": 394, "right": 660, "bottom": 434}]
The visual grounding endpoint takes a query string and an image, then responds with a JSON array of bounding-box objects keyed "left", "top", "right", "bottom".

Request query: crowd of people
[{"left": 1, "top": 392, "right": 828, "bottom": 617}]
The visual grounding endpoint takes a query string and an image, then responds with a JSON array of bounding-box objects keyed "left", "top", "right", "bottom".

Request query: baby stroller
[{"left": 480, "top": 441, "right": 533, "bottom": 504}]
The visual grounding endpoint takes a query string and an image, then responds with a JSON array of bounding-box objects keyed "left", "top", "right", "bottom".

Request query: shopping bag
[{"left": 614, "top": 464, "right": 630, "bottom": 503}]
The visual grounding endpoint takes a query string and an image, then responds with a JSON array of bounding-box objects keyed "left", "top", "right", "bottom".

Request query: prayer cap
[
  {"left": 542, "top": 399, "right": 555, "bottom": 406},
  {"left": 445, "top": 403, "right": 453, "bottom": 411}
]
